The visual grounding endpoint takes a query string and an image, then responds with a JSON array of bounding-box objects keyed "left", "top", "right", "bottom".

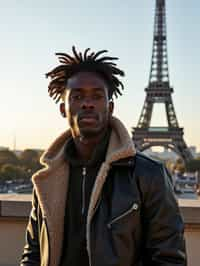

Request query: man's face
[{"left": 62, "top": 71, "right": 113, "bottom": 139}]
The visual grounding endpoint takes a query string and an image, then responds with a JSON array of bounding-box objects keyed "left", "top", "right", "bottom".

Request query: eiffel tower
[{"left": 132, "top": 0, "right": 193, "bottom": 163}]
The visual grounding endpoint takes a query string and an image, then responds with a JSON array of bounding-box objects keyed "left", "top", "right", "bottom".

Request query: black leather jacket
[{"left": 20, "top": 153, "right": 186, "bottom": 266}]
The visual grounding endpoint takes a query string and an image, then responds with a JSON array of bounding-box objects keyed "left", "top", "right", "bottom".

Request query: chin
[{"left": 79, "top": 127, "right": 103, "bottom": 138}]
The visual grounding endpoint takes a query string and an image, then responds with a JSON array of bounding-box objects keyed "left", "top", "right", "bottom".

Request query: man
[{"left": 21, "top": 46, "right": 186, "bottom": 266}]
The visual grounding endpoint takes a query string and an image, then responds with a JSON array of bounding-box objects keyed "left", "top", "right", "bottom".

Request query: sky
[{"left": 0, "top": 0, "right": 200, "bottom": 151}]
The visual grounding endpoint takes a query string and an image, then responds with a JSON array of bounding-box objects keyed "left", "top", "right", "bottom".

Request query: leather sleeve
[
  {"left": 141, "top": 163, "right": 187, "bottom": 266},
  {"left": 20, "top": 190, "right": 41, "bottom": 266}
]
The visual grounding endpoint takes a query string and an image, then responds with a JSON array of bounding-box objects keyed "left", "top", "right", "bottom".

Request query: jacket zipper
[
  {"left": 82, "top": 165, "right": 92, "bottom": 266},
  {"left": 88, "top": 195, "right": 102, "bottom": 266},
  {"left": 82, "top": 167, "right": 86, "bottom": 215},
  {"left": 107, "top": 202, "right": 139, "bottom": 229}
]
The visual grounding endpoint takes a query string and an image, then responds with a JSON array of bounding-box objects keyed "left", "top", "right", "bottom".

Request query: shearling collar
[
  {"left": 32, "top": 116, "right": 136, "bottom": 266},
  {"left": 39, "top": 116, "right": 135, "bottom": 168}
]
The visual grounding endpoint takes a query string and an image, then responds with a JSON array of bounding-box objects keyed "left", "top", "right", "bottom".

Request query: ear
[
  {"left": 109, "top": 100, "right": 114, "bottom": 115},
  {"left": 60, "top": 102, "right": 66, "bottom": 118}
]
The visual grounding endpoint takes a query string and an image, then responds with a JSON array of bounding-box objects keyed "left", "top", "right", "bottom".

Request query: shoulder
[
  {"left": 135, "top": 151, "right": 162, "bottom": 167},
  {"left": 134, "top": 152, "right": 174, "bottom": 199},
  {"left": 135, "top": 152, "right": 171, "bottom": 182},
  {"left": 135, "top": 152, "right": 164, "bottom": 177},
  {"left": 111, "top": 152, "right": 164, "bottom": 177}
]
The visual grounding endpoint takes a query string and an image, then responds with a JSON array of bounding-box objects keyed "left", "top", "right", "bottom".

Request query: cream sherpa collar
[{"left": 40, "top": 116, "right": 135, "bottom": 167}]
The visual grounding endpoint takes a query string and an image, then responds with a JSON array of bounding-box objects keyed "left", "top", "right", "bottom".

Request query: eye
[
  {"left": 92, "top": 94, "right": 104, "bottom": 100},
  {"left": 71, "top": 94, "right": 82, "bottom": 101}
]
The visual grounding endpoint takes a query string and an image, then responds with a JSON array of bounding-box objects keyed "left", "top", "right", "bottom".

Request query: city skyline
[{"left": 1, "top": 0, "right": 200, "bottom": 151}]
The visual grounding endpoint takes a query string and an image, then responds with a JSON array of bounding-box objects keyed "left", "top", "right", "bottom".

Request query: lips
[{"left": 78, "top": 113, "right": 99, "bottom": 124}]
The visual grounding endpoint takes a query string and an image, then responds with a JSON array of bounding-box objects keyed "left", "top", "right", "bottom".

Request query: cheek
[
  {"left": 99, "top": 105, "right": 111, "bottom": 122},
  {"left": 65, "top": 101, "right": 76, "bottom": 118}
]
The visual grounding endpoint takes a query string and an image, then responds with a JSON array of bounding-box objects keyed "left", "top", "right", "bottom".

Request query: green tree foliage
[
  {"left": 173, "top": 158, "right": 186, "bottom": 174},
  {"left": 185, "top": 159, "right": 200, "bottom": 172},
  {"left": 0, "top": 149, "right": 43, "bottom": 181},
  {"left": 0, "top": 150, "right": 19, "bottom": 167},
  {"left": 0, "top": 164, "right": 28, "bottom": 181},
  {"left": 19, "top": 149, "right": 42, "bottom": 174}
]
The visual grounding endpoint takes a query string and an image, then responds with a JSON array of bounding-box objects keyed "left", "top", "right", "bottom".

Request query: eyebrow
[{"left": 70, "top": 87, "right": 105, "bottom": 92}]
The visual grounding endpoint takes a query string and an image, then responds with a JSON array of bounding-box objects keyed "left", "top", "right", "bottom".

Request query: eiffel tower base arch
[{"left": 132, "top": 127, "right": 193, "bottom": 163}]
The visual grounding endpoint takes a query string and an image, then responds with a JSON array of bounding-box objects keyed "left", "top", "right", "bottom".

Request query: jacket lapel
[
  {"left": 86, "top": 119, "right": 136, "bottom": 260},
  {"left": 32, "top": 161, "right": 69, "bottom": 266}
]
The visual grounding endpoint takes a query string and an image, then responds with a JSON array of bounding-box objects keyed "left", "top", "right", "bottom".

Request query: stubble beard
[{"left": 70, "top": 112, "right": 109, "bottom": 141}]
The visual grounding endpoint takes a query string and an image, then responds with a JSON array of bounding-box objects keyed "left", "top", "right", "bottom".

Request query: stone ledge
[
  {"left": 180, "top": 206, "right": 200, "bottom": 224},
  {"left": 0, "top": 195, "right": 200, "bottom": 225},
  {"left": 0, "top": 200, "right": 31, "bottom": 217},
  {"left": 0, "top": 194, "right": 31, "bottom": 218},
  {"left": 178, "top": 198, "right": 200, "bottom": 224}
]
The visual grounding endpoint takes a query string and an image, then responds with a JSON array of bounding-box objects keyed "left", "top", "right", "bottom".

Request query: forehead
[{"left": 66, "top": 71, "right": 108, "bottom": 92}]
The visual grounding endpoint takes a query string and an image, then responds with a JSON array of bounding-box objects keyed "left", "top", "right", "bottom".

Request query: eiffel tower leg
[
  {"left": 165, "top": 98, "right": 179, "bottom": 128},
  {"left": 137, "top": 97, "right": 153, "bottom": 128},
  {"left": 173, "top": 139, "right": 193, "bottom": 163}
]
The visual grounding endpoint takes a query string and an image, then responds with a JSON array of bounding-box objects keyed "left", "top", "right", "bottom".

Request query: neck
[{"left": 73, "top": 128, "right": 109, "bottom": 162}]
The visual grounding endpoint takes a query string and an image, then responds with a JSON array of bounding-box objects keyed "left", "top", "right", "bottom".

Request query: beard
[{"left": 70, "top": 110, "right": 109, "bottom": 139}]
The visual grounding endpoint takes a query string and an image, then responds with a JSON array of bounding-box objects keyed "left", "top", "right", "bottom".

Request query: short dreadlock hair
[{"left": 46, "top": 46, "right": 125, "bottom": 103}]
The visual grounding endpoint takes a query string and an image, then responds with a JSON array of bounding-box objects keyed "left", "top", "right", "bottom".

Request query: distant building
[{"left": 189, "top": 146, "right": 197, "bottom": 158}]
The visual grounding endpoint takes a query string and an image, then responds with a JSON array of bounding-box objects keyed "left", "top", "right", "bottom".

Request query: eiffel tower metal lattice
[{"left": 132, "top": 0, "right": 193, "bottom": 162}]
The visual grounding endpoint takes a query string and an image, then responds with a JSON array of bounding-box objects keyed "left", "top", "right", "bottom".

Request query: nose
[{"left": 81, "top": 97, "right": 95, "bottom": 110}]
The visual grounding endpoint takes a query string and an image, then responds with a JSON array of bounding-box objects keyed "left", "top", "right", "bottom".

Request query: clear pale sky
[{"left": 0, "top": 0, "right": 200, "bottom": 151}]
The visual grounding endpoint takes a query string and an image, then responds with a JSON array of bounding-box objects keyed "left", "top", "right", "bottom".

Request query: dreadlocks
[{"left": 46, "top": 46, "right": 125, "bottom": 103}]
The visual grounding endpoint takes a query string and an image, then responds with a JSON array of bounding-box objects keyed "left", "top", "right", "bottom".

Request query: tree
[
  {"left": 185, "top": 159, "right": 200, "bottom": 173},
  {"left": 173, "top": 158, "right": 186, "bottom": 174},
  {"left": 0, "top": 150, "right": 19, "bottom": 167},
  {"left": 0, "top": 164, "right": 28, "bottom": 181},
  {"left": 19, "top": 149, "right": 42, "bottom": 174}
]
